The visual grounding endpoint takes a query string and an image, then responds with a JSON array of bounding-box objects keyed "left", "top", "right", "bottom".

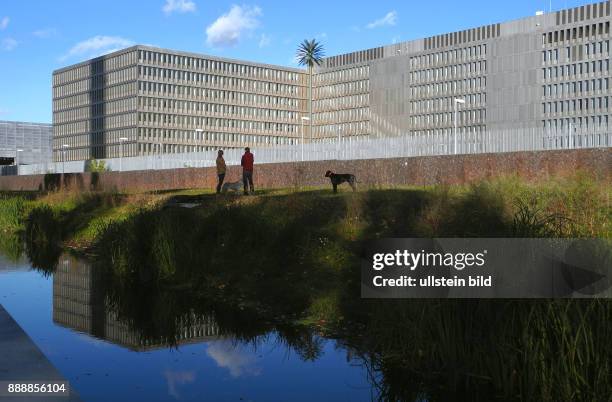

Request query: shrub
[{"left": 85, "top": 159, "right": 109, "bottom": 172}]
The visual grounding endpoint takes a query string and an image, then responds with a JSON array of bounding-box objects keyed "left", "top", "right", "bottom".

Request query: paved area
[{"left": 0, "top": 305, "right": 80, "bottom": 401}]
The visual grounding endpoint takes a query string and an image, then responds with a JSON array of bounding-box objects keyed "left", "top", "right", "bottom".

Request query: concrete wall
[{"left": 0, "top": 149, "right": 609, "bottom": 193}]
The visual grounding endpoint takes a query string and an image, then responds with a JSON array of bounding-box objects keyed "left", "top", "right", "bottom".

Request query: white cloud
[
  {"left": 33, "top": 28, "right": 57, "bottom": 38},
  {"left": 163, "top": 0, "right": 197, "bottom": 15},
  {"left": 316, "top": 32, "right": 327, "bottom": 39},
  {"left": 258, "top": 33, "right": 270, "bottom": 48},
  {"left": 206, "top": 341, "right": 261, "bottom": 378},
  {"left": 366, "top": 11, "right": 397, "bottom": 29},
  {"left": 206, "top": 5, "right": 262, "bottom": 47},
  {"left": 164, "top": 370, "right": 195, "bottom": 399},
  {"left": 0, "top": 17, "right": 9, "bottom": 30},
  {"left": 1, "top": 38, "right": 18, "bottom": 51},
  {"left": 61, "top": 35, "right": 134, "bottom": 61}
]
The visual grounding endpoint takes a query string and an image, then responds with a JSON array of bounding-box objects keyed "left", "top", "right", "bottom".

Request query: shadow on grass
[{"left": 21, "top": 193, "right": 124, "bottom": 271}]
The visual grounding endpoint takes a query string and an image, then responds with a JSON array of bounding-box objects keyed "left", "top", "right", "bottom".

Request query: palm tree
[{"left": 296, "top": 39, "right": 325, "bottom": 142}]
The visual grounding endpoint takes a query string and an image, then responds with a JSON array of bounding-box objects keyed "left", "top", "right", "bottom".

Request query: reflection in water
[
  {"left": 206, "top": 340, "right": 262, "bottom": 378},
  {"left": 40, "top": 250, "right": 612, "bottom": 401},
  {"left": 47, "top": 252, "right": 337, "bottom": 382},
  {"left": 52, "top": 255, "right": 221, "bottom": 351},
  {"left": 0, "top": 258, "right": 371, "bottom": 402},
  {"left": 46, "top": 249, "right": 333, "bottom": 372},
  {"left": 0, "top": 251, "right": 29, "bottom": 272},
  {"left": 163, "top": 370, "right": 196, "bottom": 400}
]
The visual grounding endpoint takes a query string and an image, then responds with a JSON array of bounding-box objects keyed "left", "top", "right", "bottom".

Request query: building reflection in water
[
  {"left": 52, "top": 254, "right": 220, "bottom": 351},
  {"left": 0, "top": 252, "right": 29, "bottom": 273}
]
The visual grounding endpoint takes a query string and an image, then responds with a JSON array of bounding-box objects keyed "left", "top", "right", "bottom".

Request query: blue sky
[{"left": 0, "top": 0, "right": 597, "bottom": 123}]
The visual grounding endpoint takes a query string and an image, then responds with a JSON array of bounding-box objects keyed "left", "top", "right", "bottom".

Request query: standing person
[
  {"left": 216, "top": 149, "right": 226, "bottom": 194},
  {"left": 241, "top": 147, "right": 254, "bottom": 195}
]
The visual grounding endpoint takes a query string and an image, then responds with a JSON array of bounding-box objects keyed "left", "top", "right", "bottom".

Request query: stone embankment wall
[{"left": 0, "top": 149, "right": 609, "bottom": 192}]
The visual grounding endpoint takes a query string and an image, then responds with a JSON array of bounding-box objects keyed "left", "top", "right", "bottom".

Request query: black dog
[{"left": 325, "top": 170, "right": 357, "bottom": 193}]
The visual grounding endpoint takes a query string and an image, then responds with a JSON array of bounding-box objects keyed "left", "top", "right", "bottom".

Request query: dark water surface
[{"left": 0, "top": 254, "right": 374, "bottom": 402}]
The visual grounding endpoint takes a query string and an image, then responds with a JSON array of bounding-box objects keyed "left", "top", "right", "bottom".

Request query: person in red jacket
[{"left": 241, "top": 147, "right": 254, "bottom": 195}]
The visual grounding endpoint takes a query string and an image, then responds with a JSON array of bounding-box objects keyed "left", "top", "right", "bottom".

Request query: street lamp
[
  {"left": 158, "top": 142, "right": 164, "bottom": 169},
  {"left": 453, "top": 98, "right": 466, "bottom": 155},
  {"left": 194, "top": 129, "right": 204, "bottom": 156},
  {"left": 119, "top": 137, "right": 128, "bottom": 172},
  {"left": 301, "top": 116, "right": 310, "bottom": 161},
  {"left": 61, "top": 144, "right": 69, "bottom": 174},
  {"left": 15, "top": 149, "right": 23, "bottom": 176}
]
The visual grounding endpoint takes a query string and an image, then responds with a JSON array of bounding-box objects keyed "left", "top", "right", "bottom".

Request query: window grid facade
[
  {"left": 541, "top": 19, "right": 612, "bottom": 132},
  {"left": 53, "top": 46, "right": 307, "bottom": 162},
  {"left": 313, "top": 64, "right": 371, "bottom": 139},
  {"left": 406, "top": 44, "right": 488, "bottom": 137}
]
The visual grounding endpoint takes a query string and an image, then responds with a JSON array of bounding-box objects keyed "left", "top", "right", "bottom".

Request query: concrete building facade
[
  {"left": 0, "top": 120, "right": 52, "bottom": 165},
  {"left": 53, "top": 46, "right": 307, "bottom": 161},
  {"left": 52, "top": 1, "right": 612, "bottom": 161}
]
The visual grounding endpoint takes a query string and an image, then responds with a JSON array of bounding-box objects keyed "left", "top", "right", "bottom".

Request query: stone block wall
[{"left": 0, "top": 149, "right": 609, "bottom": 193}]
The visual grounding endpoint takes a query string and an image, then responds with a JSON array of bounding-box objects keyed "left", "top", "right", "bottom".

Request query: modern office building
[
  {"left": 0, "top": 120, "right": 53, "bottom": 165},
  {"left": 52, "top": 47, "right": 307, "bottom": 161},
  {"left": 52, "top": 1, "right": 612, "bottom": 161}
]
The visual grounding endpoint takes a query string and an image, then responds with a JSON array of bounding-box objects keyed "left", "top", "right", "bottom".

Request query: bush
[{"left": 85, "top": 159, "right": 109, "bottom": 172}]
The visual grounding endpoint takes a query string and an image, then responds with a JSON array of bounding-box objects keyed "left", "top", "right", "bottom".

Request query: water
[
  {"left": 1, "top": 237, "right": 610, "bottom": 401},
  {"left": 0, "top": 254, "right": 375, "bottom": 402}
]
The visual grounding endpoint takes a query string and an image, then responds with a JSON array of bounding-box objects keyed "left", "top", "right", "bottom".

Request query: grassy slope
[{"left": 0, "top": 174, "right": 610, "bottom": 253}]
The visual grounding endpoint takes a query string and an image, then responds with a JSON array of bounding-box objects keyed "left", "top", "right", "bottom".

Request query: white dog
[{"left": 221, "top": 180, "right": 242, "bottom": 193}]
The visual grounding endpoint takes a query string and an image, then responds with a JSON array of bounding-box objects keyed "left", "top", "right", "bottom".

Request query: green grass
[
  {"left": 0, "top": 174, "right": 609, "bottom": 261},
  {"left": 0, "top": 196, "right": 30, "bottom": 232}
]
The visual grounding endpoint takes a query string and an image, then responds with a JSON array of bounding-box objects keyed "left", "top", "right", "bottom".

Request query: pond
[{"left": 0, "top": 253, "right": 376, "bottom": 402}]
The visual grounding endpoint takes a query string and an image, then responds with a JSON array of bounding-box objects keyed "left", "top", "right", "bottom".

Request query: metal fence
[{"left": 5, "top": 127, "right": 612, "bottom": 176}]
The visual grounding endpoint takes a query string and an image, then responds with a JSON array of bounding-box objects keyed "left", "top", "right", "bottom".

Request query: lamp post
[
  {"left": 453, "top": 98, "right": 466, "bottom": 154},
  {"left": 194, "top": 128, "right": 203, "bottom": 152},
  {"left": 301, "top": 116, "right": 310, "bottom": 161},
  {"left": 15, "top": 149, "right": 23, "bottom": 176},
  {"left": 194, "top": 129, "right": 204, "bottom": 163},
  {"left": 61, "top": 144, "right": 69, "bottom": 174},
  {"left": 158, "top": 142, "right": 164, "bottom": 169},
  {"left": 119, "top": 137, "right": 128, "bottom": 172}
]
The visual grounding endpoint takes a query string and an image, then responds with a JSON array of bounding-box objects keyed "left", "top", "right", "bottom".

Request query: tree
[{"left": 296, "top": 39, "right": 325, "bottom": 142}]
